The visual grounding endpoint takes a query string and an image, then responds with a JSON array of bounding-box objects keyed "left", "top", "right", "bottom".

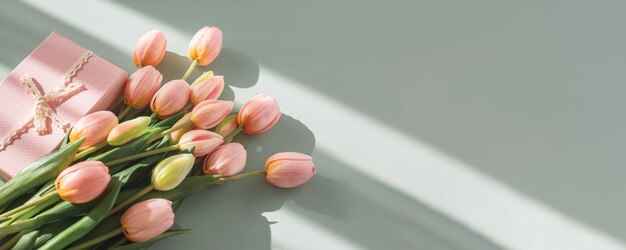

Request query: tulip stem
[
  {"left": 104, "top": 145, "right": 179, "bottom": 166},
  {"left": 108, "top": 185, "right": 154, "bottom": 216},
  {"left": 66, "top": 227, "right": 123, "bottom": 250},
  {"left": 223, "top": 125, "right": 243, "bottom": 144},
  {"left": 0, "top": 210, "right": 23, "bottom": 227},
  {"left": 34, "top": 182, "right": 56, "bottom": 197},
  {"left": 74, "top": 141, "right": 109, "bottom": 161},
  {"left": 145, "top": 142, "right": 159, "bottom": 151},
  {"left": 182, "top": 59, "right": 199, "bottom": 81},
  {"left": 150, "top": 112, "right": 158, "bottom": 120},
  {"left": 221, "top": 170, "right": 266, "bottom": 182},
  {"left": 117, "top": 105, "right": 132, "bottom": 121},
  {"left": 0, "top": 191, "right": 59, "bottom": 218},
  {"left": 160, "top": 121, "right": 193, "bottom": 136},
  {"left": 182, "top": 103, "right": 193, "bottom": 112},
  {"left": 147, "top": 134, "right": 165, "bottom": 144},
  {"left": 110, "top": 237, "right": 128, "bottom": 248}
]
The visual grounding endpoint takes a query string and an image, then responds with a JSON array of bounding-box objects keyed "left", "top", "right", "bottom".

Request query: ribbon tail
[
  {"left": 33, "top": 104, "right": 49, "bottom": 134},
  {"left": 47, "top": 107, "right": 70, "bottom": 131}
]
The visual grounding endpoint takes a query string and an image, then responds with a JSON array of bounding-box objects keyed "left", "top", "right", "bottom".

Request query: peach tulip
[
  {"left": 55, "top": 161, "right": 111, "bottom": 203},
  {"left": 69, "top": 111, "right": 118, "bottom": 151},
  {"left": 214, "top": 114, "right": 237, "bottom": 138},
  {"left": 124, "top": 66, "right": 163, "bottom": 109},
  {"left": 169, "top": 113, "right": 192, "bottom": 144},
  {"left": 190, "top": 74, "right": 224, "bottom": 104},
  {"left": 133, "top": 30, "right": 167, "bottom": 67},
  {"left": 265, "top": 152, "right": 315, "bottom": 188},
  {"left": 190, "top": 100, "right": 233, "bottom": 129},
  {"left": 152, "top": 154, "right": 195, "bottom": 191},
  {"left": 121, "top": 198, "right": 175, "bottom": 242},
  {"left": 237, "top": 94, "right": 281, "bottom": 135},
  {"left": 188, "top": 26, "right": 222, "bottom": 66},
  {"left": 203, "top": 143, "right": 247, "bottom": 176},
  {"left": 150, "top": 80, "right": 191, "bottom": 118},
  {"left": 107, "top": 116, "right": 151, "bottom": 146},
  {"left": 178, "top": 130, "right": 223, "bottom": 157}
]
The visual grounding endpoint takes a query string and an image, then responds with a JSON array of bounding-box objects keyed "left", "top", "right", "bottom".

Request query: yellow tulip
[{"left": 151, "top": 154, "right": 195, "bottom": 191}]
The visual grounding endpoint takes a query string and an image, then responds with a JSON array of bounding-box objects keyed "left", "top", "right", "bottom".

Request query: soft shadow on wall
[
  {"left": 0, "top": 2, "right": 503, "bottom": 249},
  {"left": 157, "top": 49, "right": 259, "bottom": 102},
  {"left": 150, "top": 43, "right": 501, "bottom": 250},
  {"left": 156, "top": 114, "right": 502, "bottom": 250}
]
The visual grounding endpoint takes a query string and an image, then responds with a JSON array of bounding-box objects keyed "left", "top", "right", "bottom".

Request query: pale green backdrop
[{"left": 0, "top": 0, "right": 625, "bottom": 249}]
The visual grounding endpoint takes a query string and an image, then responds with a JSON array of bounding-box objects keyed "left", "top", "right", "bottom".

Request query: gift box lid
[{"left": 0, "top": 32, "right": 127, "bottom": 180}]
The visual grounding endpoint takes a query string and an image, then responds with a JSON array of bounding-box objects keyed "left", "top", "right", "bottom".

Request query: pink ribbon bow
[
  {"left": 0, "top": 50, "right": 92, "bottom": 151},
  {"left": 20, "top": 74, "right": 85, "bottom": 134}
]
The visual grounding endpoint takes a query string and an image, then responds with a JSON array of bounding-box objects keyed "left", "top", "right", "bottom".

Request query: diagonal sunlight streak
[
  {"left": 20, "top": 0, "right": 626, "bottom": 249},
  {"left": 250, "top": 68, "right": 626, "bottom": 250}
]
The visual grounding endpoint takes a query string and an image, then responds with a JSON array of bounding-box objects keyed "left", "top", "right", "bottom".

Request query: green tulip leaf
[
  {"left": 12, "top": 229, "right": 38, "bottom": 250},
  {"left": 33, "top": 218, "right": 80, "bottom": 249},
  {"left": 0, "top": 137, "right": 83, "bottom": 208}
]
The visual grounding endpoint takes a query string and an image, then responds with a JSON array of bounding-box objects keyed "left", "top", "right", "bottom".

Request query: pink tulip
[
  {"left": 150, "top": 80, "right": 191, "bottom": 118},
  {"left": 203, "top": 143, "right": 247, "bottom": 176},
  {"left": 188, "top": 26, "right": 222, "bottom": 66},
  {"left": 69, "top": 111, "right": 118, "bottom": 151},
  {"left": 121, "top": 198, "right": 175, "bottom": 242},
  {"left": 190, "top": 75, "right": 224, "bottom": 104},
  {"left": 169, "top": 113, "right": 192, "bottom": 144},
  {"left": 237, "top": 94, "right": 281, "bottom": 135},
  {"left": 214, "top": 114, "right": 237, "bottom": 138},
  {"left": 265, "top": 152, "right": 315, "bottom": 188},
  {"left": 133, "top": 30, "right": 167, "bottom": 67},
  {"left": 178, "top": 130, "right": 223, "bottom": 157},
  {"left": 54, "top": 161, "right": 111, "bottom": 203},
  {"left": 190, "top": 100, "right": 233, "bottom": 129},
  {"left": 124, "top": 66, "right": 163, "bottom": 109}
]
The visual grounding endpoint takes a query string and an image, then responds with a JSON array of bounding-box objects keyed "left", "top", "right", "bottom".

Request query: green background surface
[{"left": 1, "top": 0, "right": 625, "bottom": 249}]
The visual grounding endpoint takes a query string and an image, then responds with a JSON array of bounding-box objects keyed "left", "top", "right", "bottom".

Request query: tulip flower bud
[
  {"left": 70, "top": 111, "right": 118, "bottom": 151},
  {"left": 133, "top": 30, "right": 167, "bottom": 67},
  {"left": 152, "top": 154, "right": 195, "bottom": 191},
  {"left": 150, "top": 80, "right": 191, "bottom": 118},
  {"left": 107, "top": 116, "right": 151, "bottom": 146},
  {"left": 265, "top": 152, "right": 315, "bottom": 188},
  {"left": 188, "top": 26, "right": 222, "bottom": 66},
  {"left": 190, "top": 75, "right": 224, "bottom": 104},
  {"left": 190, "top": 100, "right": 233, "bottom": 129},
  {"left": 55, "top": 161, "right": 111, "bottom": 203},
  {"left": 203, "top": 143, "right": 247, "bottom": 176},
  {"left": 121, "top": 198, "right": 174, "bottom": 242},
  {"left": 237, "top": 94, "right": 281, "bottom": 135},
  {"left": 178, "top": 130, "right": 223, "bottom": 157},
  {"left": 169, "top": 113, "right": 192, "bottom": 144},
  {"left": 214, "top": 114, "right": 237, "bottom": 138},
  {"left": 124, "top": 66, "right": 163, "bottom": 109},
  {"left": 193, "top": 70, "right": 214, "bottom": 83}
]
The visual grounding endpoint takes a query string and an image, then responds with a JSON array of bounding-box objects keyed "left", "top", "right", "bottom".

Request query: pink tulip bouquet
[{"left": 0, "top": 26, "right": 315, "bottom": 249}]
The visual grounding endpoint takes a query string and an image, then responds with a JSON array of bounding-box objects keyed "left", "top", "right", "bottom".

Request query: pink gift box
[{"left": 0, "top": 32, "right": 127, "bottom": 180}]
